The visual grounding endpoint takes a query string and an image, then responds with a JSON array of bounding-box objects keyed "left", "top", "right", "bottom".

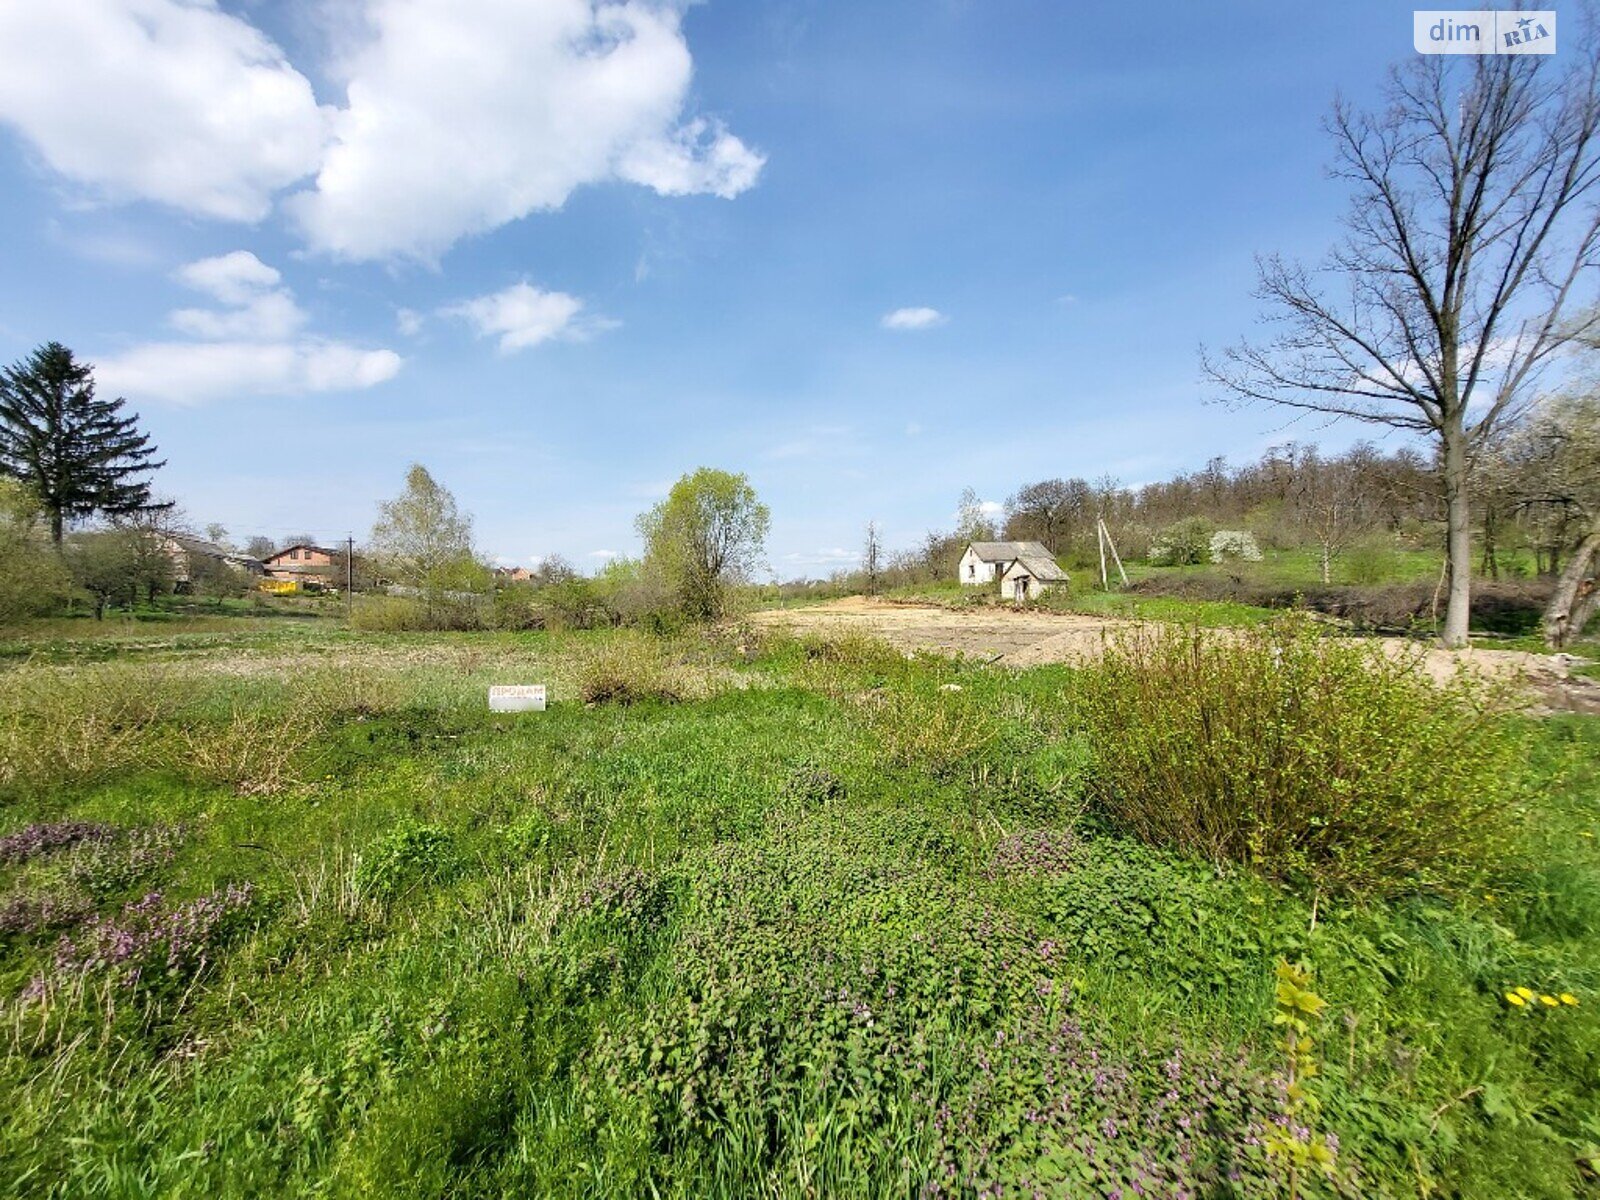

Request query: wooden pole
[{"left": 1102, "top": 519, "right": 1129, "bottom": 587}]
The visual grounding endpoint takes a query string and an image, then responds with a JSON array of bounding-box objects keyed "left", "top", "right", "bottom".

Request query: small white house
[{"left": 958, "top": 541, "right": 1069, "bottom": 600}]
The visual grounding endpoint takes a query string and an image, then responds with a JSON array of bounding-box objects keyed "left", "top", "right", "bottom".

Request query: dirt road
[{"left": 750, "top": 596, "right": 1600, "bottom": 712}]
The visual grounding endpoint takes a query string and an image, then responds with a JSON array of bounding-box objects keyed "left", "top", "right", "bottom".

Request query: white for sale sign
[{"left": 488, "top": 684, "right": 546, "bottom": 712}]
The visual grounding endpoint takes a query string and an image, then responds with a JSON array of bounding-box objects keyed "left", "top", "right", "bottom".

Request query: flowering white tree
[{"left": 1209, "top": 530, "right": 1263, "bottom": 565}]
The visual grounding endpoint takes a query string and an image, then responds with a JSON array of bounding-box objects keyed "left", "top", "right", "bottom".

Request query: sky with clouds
[{"left": 0, "top": 1, "right": 1426, "bottom": 573}]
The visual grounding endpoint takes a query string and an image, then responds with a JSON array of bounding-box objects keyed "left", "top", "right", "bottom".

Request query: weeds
[
  {"left": 0, "top": 619, "right": 1594, "bottom": 1198},
  {"left": 20, "top": 883, "right": 257, "bottom": 1018},
  {"left": 0, "top": 665, "right": 180, "bottom": 790},
  {"left": 354, "top": 822, "right": 459, "bottom": 902},
  {"left": 66, "top": 824, "right": 185, "bottom": 898},
  {"left": 566, "top": 630, "right": 730, "bottom": 705},
  {"left": 0, "top": 821, "right": 113, "bottom": 865},
  {"left": 859, "top": 684, "right": 998, "bottom": 775},
  {"left": 170, "top": 705, "right": 318, "bottom": 794}
]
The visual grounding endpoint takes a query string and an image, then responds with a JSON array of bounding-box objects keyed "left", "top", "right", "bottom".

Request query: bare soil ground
[{"left": 750, "top": 596, "right": 1600, "bottom": 713}]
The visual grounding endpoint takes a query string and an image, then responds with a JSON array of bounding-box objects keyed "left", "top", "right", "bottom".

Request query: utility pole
[
  {"left": 345, "top": 534, "right": 354, "bottom": 622},
  {"left": 1096, "top": 519, "right": 1128, "bottom": 589}
]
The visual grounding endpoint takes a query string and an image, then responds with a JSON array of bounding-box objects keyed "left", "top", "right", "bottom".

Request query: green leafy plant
[
  {"left": 355, "top": 822, "right": 459, "bottom": 902},
  {"left": 1263, "top": 960, "right": 1339, "bottom": 1196}
]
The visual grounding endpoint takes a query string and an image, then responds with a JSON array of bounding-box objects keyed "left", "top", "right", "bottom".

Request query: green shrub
[
  {"left": 355, "top": 822, "right": 459, "bottom": 901},
  {"left": 1343, "top": 538, "right": 1399, "bottom": 585},
  {"left": 1072, "top": 618, "right": 1525, "bottom": 897},
  {"left": 1148, "top": 516, "right": 1215, "bottom": 566}
]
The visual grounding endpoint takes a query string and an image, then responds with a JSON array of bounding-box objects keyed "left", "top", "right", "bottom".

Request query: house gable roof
[
  {"left": 262, "top": 543, "right": 338, "bottom": 564},
  {"left": 1004, "top": 551, "right": 1070, "bottom": 582},
  {"left": 964, "top": 540, "right": 1053, "bottom": 563},
  {"left": 164, "top": 534, "right": 265, "bottom": 569}
]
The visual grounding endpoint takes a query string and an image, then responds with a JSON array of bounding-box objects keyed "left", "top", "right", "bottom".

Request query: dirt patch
[{"left": 751, "top": 597, "right": 1600, "bottom": 714}]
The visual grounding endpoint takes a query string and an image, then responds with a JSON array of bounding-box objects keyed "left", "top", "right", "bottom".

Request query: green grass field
[{"left": 1, "top": 617, "right": 1597, "bottom": 1197}]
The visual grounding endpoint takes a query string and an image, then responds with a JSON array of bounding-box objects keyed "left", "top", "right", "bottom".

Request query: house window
[{"left": 968, "top": 563, "right": 976, "bottom": 578}]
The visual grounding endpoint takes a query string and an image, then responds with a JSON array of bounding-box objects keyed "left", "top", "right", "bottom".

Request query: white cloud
[
  {"left": 0, "top": 2, "right": 760, "bottom": 258},
  {"left": 291, "top": 0, "right": 765, "bottom": 260},
  {"left": 881, "top": 307, "right": 948, "bottom": 331},
  {"left": 781, "top": 548, "right": 859, "bottom": 567},
  {"left": 978, "top": 499, "right": 1004, "bottom": 517},
  {"left": 169, "top": 252, "right": 307, "bottom": 340},
  {"left": 443, "top": 282, "right": 614, "bottom": 353},
  {"left": 99, "top": 340, "right": 402, "bottom": 406},
  {"left": 97, "top": 250, "right": 400, "bottom": 404},
  {"left": 175, "top": 250, "right": 282, "bottom": 304},
  {"left": 396, "top": 308, "right": 424, "bottom": 337},
  {"left": 0, "top": 0, "right": 326, "bottom": 222}
]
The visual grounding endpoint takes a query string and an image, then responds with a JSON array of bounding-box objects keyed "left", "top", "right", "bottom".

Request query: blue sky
[{"left": 0, "top": 1, "right": 1425, "bottom": 573}]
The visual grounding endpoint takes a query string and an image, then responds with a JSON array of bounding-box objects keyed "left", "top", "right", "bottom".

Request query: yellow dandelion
[
  {"left": 1506, "top": 992, "right": 1526, "bottom": 1007},
  {"left": 1560, "top": 993, "right": 1579, "bottom": 1006},
  {"left": 1540, "top": 995, "right": 1560, "bottom": 1007},
  {"left": 1516, "top": 987, "right": 1536, "bottom": 1000}
]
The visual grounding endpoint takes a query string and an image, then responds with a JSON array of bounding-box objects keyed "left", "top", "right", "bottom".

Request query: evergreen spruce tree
[{"left": 0, "top": 342, "right": 165, "bottom": 542}]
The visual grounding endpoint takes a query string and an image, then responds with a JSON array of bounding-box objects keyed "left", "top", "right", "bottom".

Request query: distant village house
[
  {"left": 261, "top": 543, "right": 342, "bottom": 591},
  {"left": 160, "top": 535, "right": 264, "bottom": 590},
  {"left": 957, "top": 540, "right": 1069, "bottom": 602}
]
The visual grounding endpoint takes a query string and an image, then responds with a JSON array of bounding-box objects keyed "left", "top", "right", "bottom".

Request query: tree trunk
[
  {"left": 1320, "top": 544, "right": 1332, "bottom": 585},
  {"left": 1544, "top": 526, "right": 1600, "bottom": 649},
  {"left": 50, "top": 509, "right": 63, "bottom": 545},
  {"left": 1441, "top": 429, "right": 1473, "bottom": 649}
]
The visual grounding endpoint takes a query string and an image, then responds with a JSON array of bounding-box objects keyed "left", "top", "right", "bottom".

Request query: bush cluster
[
  {"left": 1130, "top": 572, "right": 1552, "bottom": 634},
  {"left": 1072, "top": 618, "right": 1525, "bottom": 896}
]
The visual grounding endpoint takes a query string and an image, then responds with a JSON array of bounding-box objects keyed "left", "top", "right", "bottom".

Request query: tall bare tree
[
  {"left": 1004, "top": 477, "right": 1091, "bottom": 554},
  {"left": 1207, "top": 45, "right": 1600, "bottom": 645},
  {"left": 1288, "top": 445, "right": 1378, "bottom": 584},
  {"left": 862, "top": 520, "right": 883, "bottom": 596}
]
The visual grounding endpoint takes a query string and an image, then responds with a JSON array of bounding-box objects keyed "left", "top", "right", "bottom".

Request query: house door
[{"left": 1013, "top": 577, "right": 1029, "bottom": 602}]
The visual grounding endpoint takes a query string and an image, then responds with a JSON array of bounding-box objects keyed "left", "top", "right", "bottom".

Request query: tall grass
[{"left": 1, "top": 620, "right": 1596, "bottom": 1198}]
